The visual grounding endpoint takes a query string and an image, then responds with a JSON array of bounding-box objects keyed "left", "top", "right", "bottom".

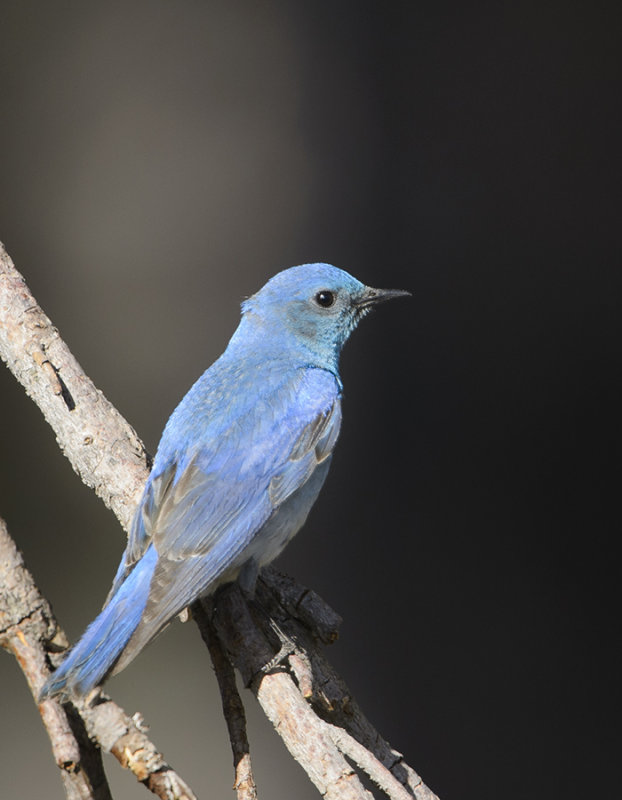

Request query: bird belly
[{"left": 245, "top": 456, "right": 332, "bottom": 568}]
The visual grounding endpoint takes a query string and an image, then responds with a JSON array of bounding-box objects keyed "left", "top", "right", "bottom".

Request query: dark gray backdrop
[{"left": 1, "top": 2, "right": 619, "bottom": 799}]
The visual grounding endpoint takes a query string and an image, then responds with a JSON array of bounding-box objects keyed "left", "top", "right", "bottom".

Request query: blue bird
[{"left": 40, "top": 263, "right": 409, "bottom": 700}]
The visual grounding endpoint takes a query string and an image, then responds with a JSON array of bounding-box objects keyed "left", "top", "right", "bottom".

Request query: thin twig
[
  {"left": 193, "top": 601, "right": 258, "bottom": 800},
  {"left": 325, "top": 724, "right": 415, "bottom": 800},
  {"left": 77, "top": 695, "right": 197, "bottom": 800}
]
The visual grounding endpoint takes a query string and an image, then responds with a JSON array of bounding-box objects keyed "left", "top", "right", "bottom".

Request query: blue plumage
[{"left": 40, "top": 263, "right": 409, "bottom": 700}]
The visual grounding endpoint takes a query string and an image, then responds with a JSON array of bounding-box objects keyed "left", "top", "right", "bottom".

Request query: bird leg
[
  {"left": 257, "top": 616, "right": 297, "bottom": 673},
  {"left": 234, "top": 559, "right": 299, "bottom": 671},
  {"left": 236, "top": 558, "right": 260, "bottom": 598}
]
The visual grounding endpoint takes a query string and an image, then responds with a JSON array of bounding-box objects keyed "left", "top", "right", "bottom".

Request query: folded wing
[{"left": 112, "top": 366, "right": 342, "bottom": 672}]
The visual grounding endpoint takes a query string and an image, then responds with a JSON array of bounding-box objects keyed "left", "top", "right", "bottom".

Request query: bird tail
[{"left": 39, "top": 545, "right": 158, "bottom": 701}]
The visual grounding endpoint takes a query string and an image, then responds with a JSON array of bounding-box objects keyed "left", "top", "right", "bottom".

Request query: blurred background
[{"left": 0, "top": 2, "right": 620, "bottom": 799}]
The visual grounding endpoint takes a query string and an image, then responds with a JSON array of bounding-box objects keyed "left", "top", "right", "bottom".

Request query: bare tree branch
[
  {"left": 210, "top": 584, "right": 373, "bottom": 800},
  {"left": 0, "top": 516, "right": 197, "bottom": 800},
  {"left": 0, "top": 519, "right": 109, "bottom": 800},
  {"left": 0, "top": 241, "right": 150, "bottom": 533},
  {"left": 260, "top": 567, "right": 342, "bottom": 645},
  {"left": 325, "top": 725, "right": 416, "bottom": 800},
  {"left": 255, "top": 573, "right": 437, "bottom": 800},
  {"left": 76, "top": 695, "right": 197, "bottom": 800},
  {"left": 1, "top": 240, "right": 440, "bottom": 799},
  {"left": 193, "top": 602, "right": 258, "bottom": 800}
]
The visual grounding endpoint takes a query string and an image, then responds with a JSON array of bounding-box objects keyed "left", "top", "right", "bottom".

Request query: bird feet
[{"left": 260, "top": 617, "right": 297, "bottom": 672}]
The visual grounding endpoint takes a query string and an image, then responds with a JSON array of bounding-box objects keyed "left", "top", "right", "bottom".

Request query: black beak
[{"left": 354, "top": 286, "right": 412, "bottom": 309}]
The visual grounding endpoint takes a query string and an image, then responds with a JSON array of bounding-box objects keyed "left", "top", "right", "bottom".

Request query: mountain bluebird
[{"left": 40, "top": 263, "right": 409, "bottom": 700}]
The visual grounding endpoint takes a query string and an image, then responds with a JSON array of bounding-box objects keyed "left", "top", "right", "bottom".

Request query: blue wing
[{"left": 111, "top": 363, "right": 342, "bottom": 672}]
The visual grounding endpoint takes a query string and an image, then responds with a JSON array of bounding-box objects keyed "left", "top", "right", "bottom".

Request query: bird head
[{"left": 237, "top": 263, "right": 410, "bottom": 371}]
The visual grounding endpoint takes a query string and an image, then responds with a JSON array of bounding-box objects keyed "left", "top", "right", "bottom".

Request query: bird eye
[{"left": 314, "top": 290, "right": 335, "bottom": 308}]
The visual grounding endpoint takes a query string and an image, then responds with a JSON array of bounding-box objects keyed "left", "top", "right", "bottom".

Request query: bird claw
[{"left": 261, "top": 618, "right": 297, "bottom": 672}]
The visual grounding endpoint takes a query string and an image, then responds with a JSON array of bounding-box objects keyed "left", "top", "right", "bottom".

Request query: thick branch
[
  {"left": 0, "top": 517, "right": 197, "bottom": 800},
  {"left": 210, "top": 585, "right": 373, "bottom": 800},
  {"left": 211, "top": 579, "right": 440, "bottom": 800},
  {"left": 0, "top": 241, "right": 150, "bottom": 532},
  {"left": 255, "top": 574, "right": 439, "bottom": 800}
]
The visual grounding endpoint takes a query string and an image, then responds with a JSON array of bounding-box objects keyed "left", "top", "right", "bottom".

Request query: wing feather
[{"left": 269, "top": 399, "right": 341, "bottom": 505}]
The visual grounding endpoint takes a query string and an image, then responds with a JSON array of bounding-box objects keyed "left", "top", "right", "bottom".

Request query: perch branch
[
  {"left": 255, "top": 574, "right": 438, "bottom": 800},
  {"left": 210, "top": 585, "right": 373, "bottom": 800}
]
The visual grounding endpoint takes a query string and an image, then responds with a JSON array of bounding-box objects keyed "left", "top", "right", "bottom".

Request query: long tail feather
[{"left": 40, "top": 546, "right": 158, "bottom": 700}]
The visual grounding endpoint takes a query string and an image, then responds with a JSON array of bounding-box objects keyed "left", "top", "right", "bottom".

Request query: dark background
[{"left": 1, "top": 2, "right": 620, "bottom": 799}]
